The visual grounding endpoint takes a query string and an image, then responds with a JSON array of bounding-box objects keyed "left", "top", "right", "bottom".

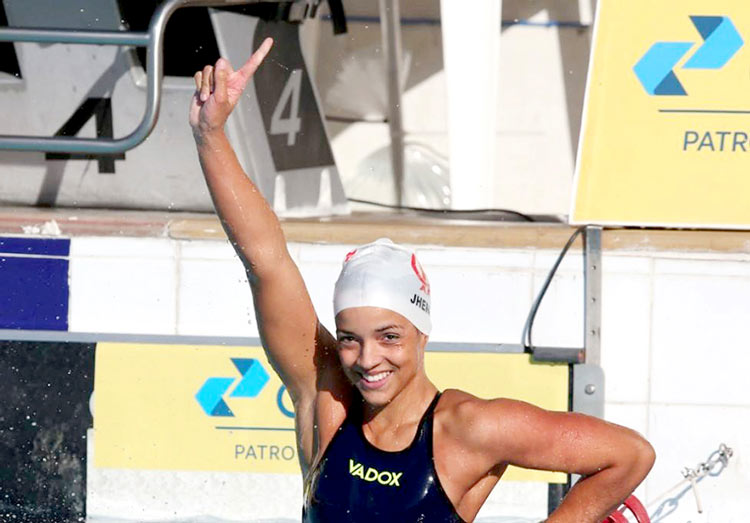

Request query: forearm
[
  {"left": 546, "top": 443, "right": 655, "bottom": 523},
  {"left": 195, "top": 129, "right": 289, "bottom": 277}
]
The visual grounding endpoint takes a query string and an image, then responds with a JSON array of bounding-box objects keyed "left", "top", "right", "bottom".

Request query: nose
[{"left": 356, "top": 338, "right": 381, "bottom": 371}]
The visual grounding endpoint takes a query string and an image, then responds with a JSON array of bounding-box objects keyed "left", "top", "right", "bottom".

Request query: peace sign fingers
[{"left": 235, "top": 37, "right": 274, "bottom": 87}]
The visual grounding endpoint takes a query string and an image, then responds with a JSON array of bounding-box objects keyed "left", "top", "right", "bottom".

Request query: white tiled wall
[
  {"left": 600, "top": 271, "right": 652, "bottom": 404},
  {"left": 177, "top": 241, "right": 258, "bottom": 337},
  {"left": 59, "top": 235, "right": 749, "bottom": 521},
  {"left": 69, "top": 237, "right": 178, "bottom": 335},
  {"left": 651, "top": 273, "right": 750, "bottom": 406}
]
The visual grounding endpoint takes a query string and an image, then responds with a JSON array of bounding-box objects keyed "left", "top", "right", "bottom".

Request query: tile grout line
[
  {"left": 645, "top": 254, "right": 657, "bottom": 503},
  {"left": 174, "top": 239, "right": 181, "bottom": 336}
]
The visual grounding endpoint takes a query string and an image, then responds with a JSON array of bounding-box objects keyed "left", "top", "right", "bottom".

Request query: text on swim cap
[{"left": 410, "top": 294, "right": 430, "bottom": 314}]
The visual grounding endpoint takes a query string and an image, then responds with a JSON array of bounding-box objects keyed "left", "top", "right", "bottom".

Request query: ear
[{"left": 417, "top": 330, "right": 429, "bottom": 350}]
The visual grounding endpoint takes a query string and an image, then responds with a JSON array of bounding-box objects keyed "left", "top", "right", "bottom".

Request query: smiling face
[{"left": 335, "top": 306, "right": 428, "bottom": 407}]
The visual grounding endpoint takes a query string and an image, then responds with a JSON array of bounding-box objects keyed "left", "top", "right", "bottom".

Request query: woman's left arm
[{"left": 465, "top": 398, "right": 655, "bottom": 523}]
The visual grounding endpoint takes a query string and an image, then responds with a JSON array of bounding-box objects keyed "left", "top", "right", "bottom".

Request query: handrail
[{"left": 0, "top": 0, "right": 260, "bottom": 154}]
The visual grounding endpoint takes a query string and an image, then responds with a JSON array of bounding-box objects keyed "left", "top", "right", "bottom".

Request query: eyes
[
  {"left": 336, "top": 332, "right": 401, "bottom": 345},
  {"left": 337, "top": 334, "right": 357, "bottom": 345}
]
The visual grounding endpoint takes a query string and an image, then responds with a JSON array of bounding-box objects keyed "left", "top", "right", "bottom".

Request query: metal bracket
[
  {"left": 572, "top": 363, "right": 605, "bottom": 418},
  {"left": 583, "top": 225, "right": 602, "bottom": 366},
  {"left": 529, "top": 346, "right": 584, "bottom": 364}
]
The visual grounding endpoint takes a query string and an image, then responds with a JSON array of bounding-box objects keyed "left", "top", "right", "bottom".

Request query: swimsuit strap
[{"left": 418, "top": 391, "right": 442, "bottom": 433}]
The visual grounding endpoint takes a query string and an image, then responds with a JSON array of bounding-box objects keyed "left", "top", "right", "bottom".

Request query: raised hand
[{"left": 189, "top": 37, "right": 274, "bottom": 137}]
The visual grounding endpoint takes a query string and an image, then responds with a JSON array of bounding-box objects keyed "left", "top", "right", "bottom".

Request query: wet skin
[{"left": 335, "top": 307, "right": 433, "bottom": 414}]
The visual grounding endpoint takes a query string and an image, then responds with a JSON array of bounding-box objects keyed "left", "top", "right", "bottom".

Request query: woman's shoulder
[
  {"left": 437, "top": 389, "right": 523, "bottom": 417},
  {"left": 435, "top": 389, "right": 540, "bottom": 446}
]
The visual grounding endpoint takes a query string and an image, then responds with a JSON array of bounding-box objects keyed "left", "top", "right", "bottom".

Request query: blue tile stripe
[
  {"left": 0, "top": 237, "right": 70, "bottom": 331},
  {"left": 0, "top": 237, "right": 70, "bottom": 256}
]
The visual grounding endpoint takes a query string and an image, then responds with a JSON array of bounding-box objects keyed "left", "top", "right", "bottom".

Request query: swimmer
[{"left": 190, "top": 38, "right": 655, "bottom": 522}]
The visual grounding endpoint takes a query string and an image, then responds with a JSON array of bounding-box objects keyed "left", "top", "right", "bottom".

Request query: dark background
[{"left": 0, "top": 341, "right": 95, "bottom": 522}]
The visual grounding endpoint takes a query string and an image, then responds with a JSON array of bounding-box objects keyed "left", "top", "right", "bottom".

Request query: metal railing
[{"left": 0, "top": 0, "right": 259, "bottom": 154}]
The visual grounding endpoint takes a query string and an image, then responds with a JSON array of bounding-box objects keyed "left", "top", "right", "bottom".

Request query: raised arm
[{"left": 188, "top": 40, "right": 341, "bottom": 432}]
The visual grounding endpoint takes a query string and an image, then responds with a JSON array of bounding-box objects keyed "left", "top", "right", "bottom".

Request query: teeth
[{"left": 362, "top": 371, "right": 391, "bottom": 383}]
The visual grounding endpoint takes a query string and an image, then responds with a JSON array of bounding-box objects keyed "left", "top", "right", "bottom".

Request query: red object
[
  {"left": 602, "top": 495, "right": 650, "bottom": 523},
  {"left": 410, "top": 254, "right": 430, "bottom": 295}
]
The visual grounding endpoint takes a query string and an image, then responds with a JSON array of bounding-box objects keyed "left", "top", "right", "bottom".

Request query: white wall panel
[
  {"left": 651, "top": 274, "right": 750, "bottom": 406},
  {"left": 417, "top": 247, "right": 534, "bottom": 270},
  {"left": 70, "top": 236, "right": 176, "bottom": 259},
  {"left": 428, "top": 266, "right": 532, "bottom": 344},
  {"left": 600, "top": 273, "right": 652, "bottom": 403},
  {"left": 69, "top": 237, "right": 177, "bottom": 334},
  {"left": 529, "top": 271, "right": 584, "bottom": 348},
  {"left": 177, "top": 258, "right": 257, "bottom": 338},
  {"left": 179, "top": 239, "right": 239, "bottom": 261}
]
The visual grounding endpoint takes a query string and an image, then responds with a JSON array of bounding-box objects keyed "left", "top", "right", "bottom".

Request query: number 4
[
  {"left": 269, "top": 69, "right": 302, "bottom": 146},
  {"left": 45, "top": 97, "right": 125, "bottom": 174}
]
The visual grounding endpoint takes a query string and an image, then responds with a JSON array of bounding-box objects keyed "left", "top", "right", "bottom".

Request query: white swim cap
[{"left": 333, "top": 238, "right": 432, "bottom": 335}]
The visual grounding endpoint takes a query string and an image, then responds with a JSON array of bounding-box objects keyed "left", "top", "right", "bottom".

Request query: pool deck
[{"left": 0, "top": 205, "right": 749, "bottom": 254}]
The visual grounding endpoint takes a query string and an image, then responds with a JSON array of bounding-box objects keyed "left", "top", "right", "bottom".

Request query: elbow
[
  {"left": 638, "top": 437, "right": 656, "bottom": 477},
  {"left": 622, "top": 433, "right": 656, "bottom": 486},
  {"left": 240, "top": 244, "right": 288, "bottom": 280}
]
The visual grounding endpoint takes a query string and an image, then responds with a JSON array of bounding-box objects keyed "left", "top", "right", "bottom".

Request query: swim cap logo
[
  {"left": 411, "top": 254, "right": 430, "bottom": 295},
  {"left": 344, "top": 249, "right": 357, "bottom": 263}
]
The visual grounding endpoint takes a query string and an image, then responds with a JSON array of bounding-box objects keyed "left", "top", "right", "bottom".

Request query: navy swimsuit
[{"left": 303, "top": 392, "right": 465, "bottom": 522}]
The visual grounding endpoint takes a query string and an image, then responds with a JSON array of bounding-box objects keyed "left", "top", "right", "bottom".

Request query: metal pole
[
  {"left": 568, "top": 225, "right": 605, "bottom": 496},
  {"left": 0, "top": 0, "right": 260, "bottom": 154},
  {"left": 378, "top": 0, "right": 405, "bottom": 207},
  {"left": 583, "top": 225, "right": 602, "bottom": 365},
  {"left": 0, "top": 28, "right": 149, "bottom": 46}
]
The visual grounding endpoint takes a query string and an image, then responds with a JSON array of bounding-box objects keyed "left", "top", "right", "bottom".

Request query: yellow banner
[
  {"left": 94, "top": 343, "right": 297, "bottom": 473},
  {"left": 571, "top": 0, "right": 750, "bottom": 228},
  {"left": 94, "top": 343, "right": 567, "bottom": 483}
]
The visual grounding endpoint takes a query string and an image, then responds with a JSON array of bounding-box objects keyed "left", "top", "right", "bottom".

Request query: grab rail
[{"left": 0, "top": 0, "right": 259, "bottom": 154}]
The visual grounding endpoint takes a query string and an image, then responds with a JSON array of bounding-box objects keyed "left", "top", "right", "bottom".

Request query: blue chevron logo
[
  {"left": 634, "top": 42, "right": 693, "bottom": 95},
  {"left": 229, "top": 358, "right": 269, "bottom": 398},
  {"left": 684, "top": 16, "right": 743, "bottom": 69},
  {"left": 195, "top": 377, "right": 235, "bottom": 416},
  {"left": 195, "top": 358, "right": 270, "bottom": 417},
  {"left": 634, "top": 15, "right": 744, "bottom": 96}
]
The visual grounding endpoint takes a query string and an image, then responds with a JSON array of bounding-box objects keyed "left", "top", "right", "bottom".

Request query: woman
[{"left": 190, "top": 38, "right": 655, "bottom": 522}]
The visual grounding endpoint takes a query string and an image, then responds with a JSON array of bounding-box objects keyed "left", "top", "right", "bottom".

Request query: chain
[
  {"left": 679, "top": 443, "right": 733, "bottom": 514},
  {"left": 681, "top": 443, "right": 734, "bottom": 481},
  {"left": 647, "top": 442, "right": 734, "bottom": 517}
]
